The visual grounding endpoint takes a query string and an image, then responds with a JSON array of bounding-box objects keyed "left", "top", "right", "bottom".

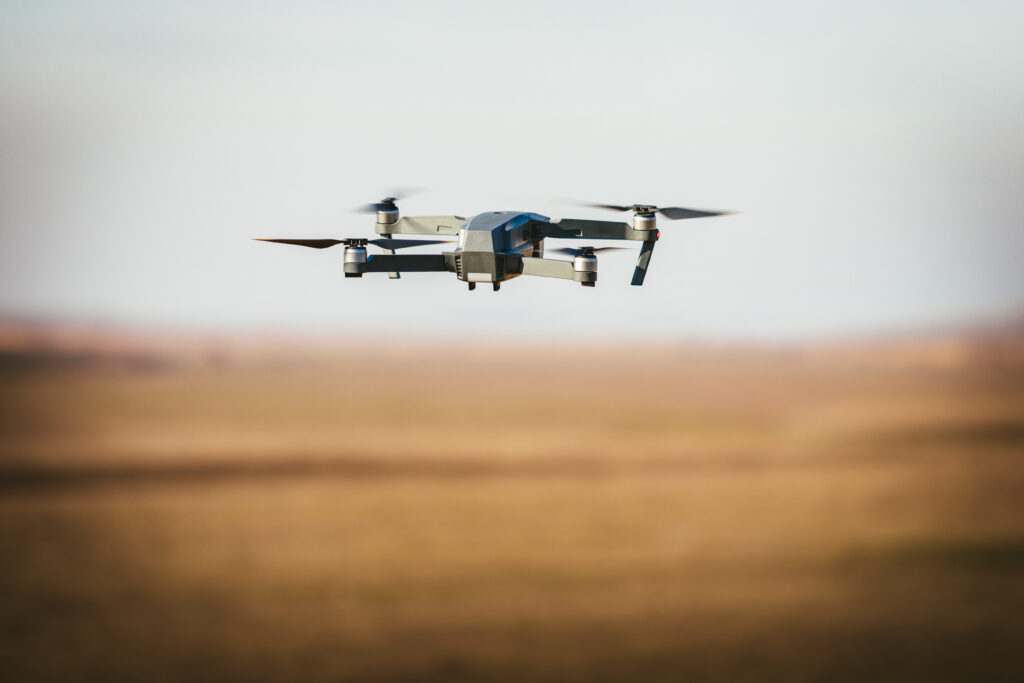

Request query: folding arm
[
  {"left": 373, "top": 216, "right": 466, "bottom": 237},
  {"left": 373, "top": 216, "right": 464, "bottom": 279},
  {"left": 630, "top": 239, "right": 656, "bottom": 286},
  {"left": 538, "top": 219, "right": 655, "bottom": 242},
  {"left": 344, "top": 254, "right": 451, "bottom": 277},
  {"left": 537, "top": 218, "right": 659, "bottom": 286},
  {"left": 506, "top": 256, "right": 596, "bottom": 285}
]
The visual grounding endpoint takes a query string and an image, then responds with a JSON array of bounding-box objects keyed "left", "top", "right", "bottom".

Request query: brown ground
[{"left": 1, "top": 341, "right": 1022, "bottom": 682}]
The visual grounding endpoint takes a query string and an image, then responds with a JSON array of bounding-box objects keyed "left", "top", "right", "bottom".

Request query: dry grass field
[{"left": 1, "top": 336, "right": 1023, "bottom": 681}]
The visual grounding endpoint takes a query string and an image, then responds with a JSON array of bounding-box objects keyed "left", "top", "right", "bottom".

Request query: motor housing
[
  {"left": 343, "top": 245, "right": 367, "bottom": 277},
  {"left": 633, "top": 212, "right": 657, "bottom": 231},
  {"left": 572, "top": 254, "right": 598, "bottom": 273},
  {"left": 571, "top": 247, "right": 599, "bottom": 287}
]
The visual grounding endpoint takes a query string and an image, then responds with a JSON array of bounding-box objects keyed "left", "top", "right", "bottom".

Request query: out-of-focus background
[{"left": 2, "top": 1, "right": 1023, "bottom": 681}]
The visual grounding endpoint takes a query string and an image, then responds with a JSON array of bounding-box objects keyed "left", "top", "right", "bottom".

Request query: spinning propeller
[
  {"left": 255, "top": 237, "right": 452, "bottom": 250},
  {"left": 353, "top": 188, "right": 422, "bottom": 214},
  {"left": 550, "top": 246, "right": 628, "bottom": 257},
  {"left": 580, "top": 202, "right": 735, "bottom": 220}
]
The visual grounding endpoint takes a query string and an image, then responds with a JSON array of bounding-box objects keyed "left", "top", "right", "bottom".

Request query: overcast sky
[{"left": 1, "top": 0, "right": 1022, "bottom": 341}]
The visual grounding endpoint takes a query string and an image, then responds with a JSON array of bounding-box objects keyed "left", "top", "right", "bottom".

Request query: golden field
[{"left": 1, "top": 336, "right": 1022, "bottom": 681}]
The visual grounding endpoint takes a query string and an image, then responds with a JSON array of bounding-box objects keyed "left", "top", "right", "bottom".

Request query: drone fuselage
[{"left": 453, "top": 211, "right": 546, "bottom": 284}]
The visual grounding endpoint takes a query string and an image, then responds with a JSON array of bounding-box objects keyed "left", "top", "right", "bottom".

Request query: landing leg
[
  {"left": 381, "top": 232, "right": 401, "bottom": 280},
  {"left": 492, "top": 282, "right": 501, "bottom": 291},
  {"left": 468, "top": 282, "right": 476, "bottom": 291}
]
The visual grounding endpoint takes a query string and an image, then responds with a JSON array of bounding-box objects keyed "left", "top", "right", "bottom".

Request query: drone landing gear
[{"left": 466, "top": 281, "right": 500, "bottom": 291}]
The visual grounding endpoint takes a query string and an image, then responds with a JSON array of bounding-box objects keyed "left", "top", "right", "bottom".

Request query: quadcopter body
[{"left": 259, "top": 198, "right": 732, "bottom": 291}]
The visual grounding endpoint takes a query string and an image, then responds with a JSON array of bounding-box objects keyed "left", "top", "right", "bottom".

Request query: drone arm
[
  {"left": 630, "top": 239, "right": 656, "bottom": 286},
  {"left": 509, "top": 256, "right": 596, "bottom": 284},
  {"left": 539, "top": 219, "right": 656, "bottom": 242},
  {"left": 517, "top": 257, "right": 575, "bottom": 280},
  {"left": 374, "top": 216, "right": 465, "bottom": 237},
  {"left": 363, "top": 255, "right": 451, "bottom": 272},
  {"left": 373, "top": 217, "right": 463, "bottom": 279},
  {"left": 538, "top": 219, "right": 660, "bottom": 286},
  {"left": 346, "top": 254, "right": 451, "bottom": 276}
]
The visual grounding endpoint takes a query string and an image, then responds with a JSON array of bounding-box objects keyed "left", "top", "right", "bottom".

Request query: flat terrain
[{"left": 1, "top": 343, "right": 1022, "bottom": 681}]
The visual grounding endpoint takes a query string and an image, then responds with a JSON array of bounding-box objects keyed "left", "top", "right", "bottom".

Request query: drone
[{"left": 258, "top": 195, "right": 734, "bottom": 291}]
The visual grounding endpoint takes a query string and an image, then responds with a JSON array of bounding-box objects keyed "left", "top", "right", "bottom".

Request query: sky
[{"left": 1, "top": 0, "right": 1022, "bottom": 341}]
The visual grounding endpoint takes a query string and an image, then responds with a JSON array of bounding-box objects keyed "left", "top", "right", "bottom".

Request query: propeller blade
[
  {"left": 368, "top": 238, "right": 454, "bottom": 250},
  {"left": 256, "top": 237, "right": 452, "bottom": 250},
  {"left": 353, "top": 188, "right": 425, "bottom": 213},
  {"left": 355, "top": 203, "right": 388, "bottom": 213},
  {"left": 255, "top": 238, "right": 344, "bottom": 249},
  {"left": 570, "top": 200, "right": 737, "bottom": 220},
  {"left": 657, "top": 206, "right": 735, "bottom": 220},
  {"left": 550, "top": 246, "right": 629, "bottom": 256},
  {"left": 587, "top": 203, "right": 634, "bottom": 213}
]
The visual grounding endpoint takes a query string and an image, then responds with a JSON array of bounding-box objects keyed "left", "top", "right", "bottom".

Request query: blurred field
[{"left": 1, "top": 337, "right": 1023, "bottom": 682}]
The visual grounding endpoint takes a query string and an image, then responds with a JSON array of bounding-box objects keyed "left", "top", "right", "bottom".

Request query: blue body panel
[{"left": 456, "top": 211, "right": 548, "bottom": 253}]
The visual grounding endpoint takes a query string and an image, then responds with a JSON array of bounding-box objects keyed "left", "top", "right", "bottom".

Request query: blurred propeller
[
  {"left": 255, "top": 238, "right": 452, "bottom": 250},
  {"left": 353, "top": 188, "right": 423, "bottom": 214},
  {"left": 576, "top": 201, "right": 736, "bottom": 220},
  {"left": 255, "top": 238, "right": 345, "bottom": 249},
  {"left": 550, "top": 246, "right": 629, "bottom": 257},
  {"left": 370, "top": 238, "right": 453, "bottom": 250}
]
